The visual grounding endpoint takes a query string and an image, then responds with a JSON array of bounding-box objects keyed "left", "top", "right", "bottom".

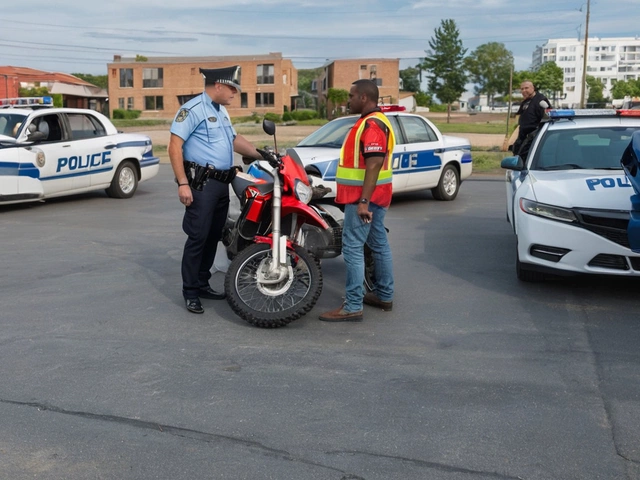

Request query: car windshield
[
  {"left": 0, "top": 112, "right": 28, "bottom": 138},
  {"left": 296, "top": 116, "right": 357, "bottom": 148},
  {"left": 531, "top": 126, "right": 640, "bottom": 171}
]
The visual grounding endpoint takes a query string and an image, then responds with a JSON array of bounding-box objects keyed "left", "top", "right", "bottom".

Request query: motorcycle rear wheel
[{"left": 225, "top": 243, "right": 323, "bottom": 328}]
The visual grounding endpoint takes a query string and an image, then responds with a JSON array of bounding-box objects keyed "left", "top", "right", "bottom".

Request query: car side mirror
[{"left": 501, "top": 155, "right": 525, "bottom": 171}]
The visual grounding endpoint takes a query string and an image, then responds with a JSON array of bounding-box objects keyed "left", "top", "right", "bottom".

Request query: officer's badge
[
  {"left": 208, "top": 116, "right": 217, "bottom": 123},
  {"left": 176, "top": 109, "right": 189, "bottom": 122},
  {"left": 36, "top": 151, "right": 45, "bottom": 167}
]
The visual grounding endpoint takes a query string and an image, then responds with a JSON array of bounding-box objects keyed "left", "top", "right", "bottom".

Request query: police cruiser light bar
[
  {"left": 0, "top": 96, "right": 53, "bottom": 108},
  {"left": 548, "top": 108, "right": 640, "bottom": 119},
  {"left": 379, "top": 105, "right": 406, "bottom": 112}
]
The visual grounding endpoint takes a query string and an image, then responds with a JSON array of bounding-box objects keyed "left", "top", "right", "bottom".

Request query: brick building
[
  {"left": 107, "top": 53, "right": 298, "bottom": 119},
  {"left": 314, "top": 58, "right": 400, "bottom": 115}
]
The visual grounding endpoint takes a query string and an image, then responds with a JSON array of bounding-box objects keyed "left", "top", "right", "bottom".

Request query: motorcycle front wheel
[{"left": 225, "top": 243, "right": 323, "bottom": 328}]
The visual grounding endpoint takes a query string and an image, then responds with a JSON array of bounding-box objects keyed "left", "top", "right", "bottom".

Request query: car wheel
[
  {"left": 106, "top": 161, "right": 138, "bottom": 199},
  {"left": 431, "top": 164, "right": 459, "bottom": 201},
  {"left": 516, "top": 248, "right": 545, "bottom": 282}
]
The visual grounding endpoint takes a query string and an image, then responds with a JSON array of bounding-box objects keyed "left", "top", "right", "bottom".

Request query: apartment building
[
  {"left": 107, "top": 53, "right": 298, "bottom": 119},
  {"left": 313, "top": 58, "right": 400, "bottom": 115},
  {"left": 532, "top": 37, "right": 640, "bottom": 108}
]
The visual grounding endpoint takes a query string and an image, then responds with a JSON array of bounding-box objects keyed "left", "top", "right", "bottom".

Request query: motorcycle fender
[
  {"left": 281, "top": 199, "right": 330, "bottom": 229},
  {"left": 246, "top": 196, "right": 267, "bottom": 223}
]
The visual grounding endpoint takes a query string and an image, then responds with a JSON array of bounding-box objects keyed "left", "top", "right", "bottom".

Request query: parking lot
[{"left": 1, "top": 165, "right": 639, "bottom": 479}]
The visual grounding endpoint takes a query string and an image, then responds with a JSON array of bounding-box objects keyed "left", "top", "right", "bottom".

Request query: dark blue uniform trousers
[{"left": 181, "top": 179, "right": 230, "bottom": 300}]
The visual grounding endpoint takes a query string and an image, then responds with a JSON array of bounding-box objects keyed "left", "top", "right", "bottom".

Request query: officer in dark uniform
[
  {"left": 512, "top": 80, "right": 552, "bottom": 159},
  {"left": 169, "top": 66, "right": 260, "bottom": 314}
]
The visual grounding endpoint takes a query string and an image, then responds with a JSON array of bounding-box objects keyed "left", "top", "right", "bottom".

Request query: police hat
[{"left": 200, "top": 66, "right": 242, "bottom": 92}]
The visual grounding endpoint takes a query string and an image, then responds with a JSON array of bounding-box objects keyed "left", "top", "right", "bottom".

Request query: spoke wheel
[{"left": 225, "top": 243, "right": 322, "bottom": 328}]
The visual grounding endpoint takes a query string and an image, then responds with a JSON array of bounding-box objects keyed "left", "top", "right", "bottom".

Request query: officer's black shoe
[
  {"left": 198, "top": 286, "right": 226, "bottom": 300},
  {"left": 185, "top": 298, "right": 204, "bottom": 314}
]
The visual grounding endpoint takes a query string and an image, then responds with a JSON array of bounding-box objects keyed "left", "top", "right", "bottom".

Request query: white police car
[
  {"left": 0, "top": 104, "right": 159, "bottom": 205},
  {"left": 501, "top": 108, "right": 640, "bottom": 281},
  {"left": 290, "top": 106, "right": 472, "bottom": 201}
]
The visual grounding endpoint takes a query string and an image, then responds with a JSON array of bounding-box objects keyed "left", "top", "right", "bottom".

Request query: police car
[
  {"left": 290, "top": 106, "right": 472, "bottom": 201},
  {"left": 501, "top": 108, "right": 640, "bottom": 281},
  {"left": 0, "top": 100, "right": 159, "bottom": 205}
]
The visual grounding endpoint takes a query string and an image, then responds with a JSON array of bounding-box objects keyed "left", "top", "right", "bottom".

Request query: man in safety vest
[{"left": 319, "top": 79, "right": 395, "bottom": 322}]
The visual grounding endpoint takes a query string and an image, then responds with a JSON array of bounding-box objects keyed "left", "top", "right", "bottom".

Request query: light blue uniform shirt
[{"left": 170, "top": 92, "right": 236, "bottom": 169}]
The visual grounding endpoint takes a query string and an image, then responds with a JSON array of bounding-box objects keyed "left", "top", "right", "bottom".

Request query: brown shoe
[
  {"left": 319, "top": 305, "right": 363, "bottom": 322},
  {"left": 363, "top": 292, "right": 393, "bottom": 311}
]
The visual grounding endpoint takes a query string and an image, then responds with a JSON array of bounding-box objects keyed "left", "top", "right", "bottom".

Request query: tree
[
  {"left": 611, "top": 79, "right": 640, "bottom": 99},
  {"left": 512, "top": 63, "right": 563, "bottom": 106},
  {"left": 72, "top": 73, "right": 108, "bottom": 89},
  {"left": 326, "top": 88, "right": 349, "bottom": 118},
  {"left": 586, "top": 75, "right": 607, "bottom": 107},
  {"left": 399, "top": 67, "right": 421, "bottom": 92},
  {"left": 420, "top": 19, "right": 468, "bottom": 123},
  {"left": 532, "top": 62, "right": 564, "bottom": 104},
  {"left": 464, "top": 42, "right": 513, "bottom": 104},
  {"left": 297, "top": 67, "right": 322, "bottom": 93}
]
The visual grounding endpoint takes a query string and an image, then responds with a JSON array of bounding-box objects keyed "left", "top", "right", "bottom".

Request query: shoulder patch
[{"left": 176, "top": 109, "right": 189, "bottom": 122}]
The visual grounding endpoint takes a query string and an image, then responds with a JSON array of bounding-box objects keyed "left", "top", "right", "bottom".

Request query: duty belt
[{"left": 182, "top": 161, "right": 238, "bottom": 190}]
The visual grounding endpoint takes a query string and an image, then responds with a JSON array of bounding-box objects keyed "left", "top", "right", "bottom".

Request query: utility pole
[{"left": 580, "top": 0, "right": 590, "bottom": 108}]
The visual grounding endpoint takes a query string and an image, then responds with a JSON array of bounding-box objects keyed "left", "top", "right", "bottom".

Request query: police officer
[
  {"left": 512, "top": 80, "right": 551, "bottom": 158},
  {"left": 169, "top": 66, "right": 260, "bottom": 314}
]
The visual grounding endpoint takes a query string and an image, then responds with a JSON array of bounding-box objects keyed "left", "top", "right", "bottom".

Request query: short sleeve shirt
[{"left": 170, "top": 92, "right": 237, "bottom": 169}]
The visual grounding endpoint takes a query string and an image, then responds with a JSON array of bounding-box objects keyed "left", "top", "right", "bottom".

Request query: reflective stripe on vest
[{"left": 336, "top": 112, "right": 395, "bottom": 186}]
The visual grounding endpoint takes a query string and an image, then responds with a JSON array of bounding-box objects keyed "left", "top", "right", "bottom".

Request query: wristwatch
[{"left": 360, "top": 198, "right": 369, "bottom": 204}]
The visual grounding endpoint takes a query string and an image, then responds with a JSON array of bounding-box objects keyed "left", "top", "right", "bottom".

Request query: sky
[{"left": 1, "top": 0, "right": 638, "bottom": 81}]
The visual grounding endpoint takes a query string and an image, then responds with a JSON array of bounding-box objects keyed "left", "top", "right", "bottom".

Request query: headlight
[
  {"left": 294, "top": 179, "right": 313, "bottom": 204},
  {"left": 519, "top": 198, "right": 577, "bottom": 223}
]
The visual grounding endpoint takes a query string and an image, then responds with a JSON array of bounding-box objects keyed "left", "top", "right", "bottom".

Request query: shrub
[
  {"left": 264, "top": 112, "right": 282, "bottom": 123},
  {"left": 113, "top": 109, "right": 142, "bottom": 120},
  {"left": 282, "top": 111, "right": 293, "bottom": 122},
  {"left": 291, "top": 110, "right": 318, "bottom": 121}
]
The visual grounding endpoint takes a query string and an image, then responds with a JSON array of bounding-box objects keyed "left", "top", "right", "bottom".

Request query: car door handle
[
  {"left": 434, "top": 148, "right": 444, "bottom": 154},
  {"left": 104, "top": 143, "right": 117, "bottom": 149}
]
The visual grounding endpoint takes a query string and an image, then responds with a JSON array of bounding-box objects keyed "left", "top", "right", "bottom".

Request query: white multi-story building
[{"left": 532, "top": 37, "right": 640, "bottom": 108}]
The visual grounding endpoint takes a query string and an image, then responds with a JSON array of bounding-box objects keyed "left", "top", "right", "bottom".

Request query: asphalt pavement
[{"left": 1, "top": 166, "right": 639, "bottom": 479}]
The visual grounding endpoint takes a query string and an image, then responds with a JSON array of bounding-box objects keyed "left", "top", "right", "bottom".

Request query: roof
[
  {"left": 109, "top": 53, "right": 285, "bottom": 65},
  {"left": 0, "top": 66, "right": 95, "bottom": 87}
]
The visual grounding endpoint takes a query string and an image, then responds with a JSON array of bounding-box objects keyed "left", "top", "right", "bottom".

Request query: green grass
[
  {"left": 471, "top": 149, "right": 507, "bottom": 174},
  {"left": 112, "top": 119, "right": 170, "bottom": 128}
]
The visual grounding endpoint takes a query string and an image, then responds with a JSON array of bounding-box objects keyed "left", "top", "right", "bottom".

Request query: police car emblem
[
  {"left": 36, "top": 151, "right": 45, "bottom": 167},
  {"left": 208, "top": 116, "right": 217, "bottom": 123},
  {"left": 176, "top": 109, "right": 189, "bottom": 122}
]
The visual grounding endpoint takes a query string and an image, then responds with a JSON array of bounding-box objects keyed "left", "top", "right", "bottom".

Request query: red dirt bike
[{"left": 222, "top": 120, "right": 350, "bottom": 328}]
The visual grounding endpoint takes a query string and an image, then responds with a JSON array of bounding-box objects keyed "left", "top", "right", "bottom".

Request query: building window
[
  {"left": 120, "top": 68, "right": 133, "bottom": 88},
  {"left": 144, "top": 96, "right": 164, "bottom": 110},
  {"left": 118, "top": 98, "right": 125, "bottom": 109},
  {"left": 255, "top": 92, "right": 274, "bottom": 106},
  {"left": 241, "top": 93, "right": 248, "bottom": 108},
  {"left": 360, "top": 65, "right": 367, "bottom": 70},
  {"left": 127, "top": 97, "right": 134, "bottom": 110},
  {"left": 177, "top": 94, "right": 198, "bottom": 105},
  {"left": 370, "top": 65, "right": 377, "bottom": 80},
  {"left": 143, "top": 68, "right": 163, "bottom": 88},
  {"left": 257, "top": 64, "right": 274, "bottom": 84}
]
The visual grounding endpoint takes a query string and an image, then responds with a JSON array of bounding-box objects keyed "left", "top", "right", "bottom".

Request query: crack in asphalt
[
  {"left": 1, "top": 397, "right": 527, "bottom": 478},
  {"left": 326, "top": 450, "right": 524, "bottom": 479}
]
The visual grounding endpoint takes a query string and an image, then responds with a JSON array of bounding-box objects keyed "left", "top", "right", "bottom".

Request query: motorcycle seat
[{"left": 231, "top": 172, "right": 274, "bottom": 198}]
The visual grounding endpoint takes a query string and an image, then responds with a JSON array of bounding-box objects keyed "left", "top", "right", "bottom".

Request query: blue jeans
[{"left": 342, "top": 202, "right": 394, "bottom": 313}]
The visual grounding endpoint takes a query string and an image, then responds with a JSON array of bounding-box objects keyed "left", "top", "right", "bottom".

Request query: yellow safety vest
[{"left": 336, "top": 112, "right": 395, "bottom": 186}]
